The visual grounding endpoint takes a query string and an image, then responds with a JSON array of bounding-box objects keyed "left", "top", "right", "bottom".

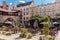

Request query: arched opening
[{"left": 4, "top": 18, "right": 16, "bottom": 27}]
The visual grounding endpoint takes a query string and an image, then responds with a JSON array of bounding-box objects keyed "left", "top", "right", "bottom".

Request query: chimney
[{"left": 2, "top": 0, "right": 9, "bottom": 10}]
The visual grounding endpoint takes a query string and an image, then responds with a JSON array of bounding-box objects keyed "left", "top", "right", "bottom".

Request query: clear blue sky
[{"left": 0, "top": 0, "right": 55, "bottom": 6}]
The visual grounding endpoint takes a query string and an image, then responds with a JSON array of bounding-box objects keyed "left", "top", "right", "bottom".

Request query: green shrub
[
  {"left": 20, "top": 28, "right": 28, "bottom": 33},
  {"left": 19, "top": 33, "right": 26, "bottom": 38},
  {"left": 43, "top": 16, "right": 50, "bottom": 36},
  {"left": 2, "top": 31, "right": 6, "bottom": 35},
  {"left": 5, "top": 32, "right": 11, "bottom": 36},
  {"left": 26, "top": 33, "right": 32, "bottom": 39},
  {"left": 39, "top": 36, "right": 42, "bottom": 40},
  {"left": 2, "top": 26, "right": 7, "bottom": 31},
  {"left": 49, "top": 37, "right": 54, "bottom": 40}
]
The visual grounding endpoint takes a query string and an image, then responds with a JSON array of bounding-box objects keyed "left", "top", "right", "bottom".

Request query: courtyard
[
  {"left": 0, "top": 0, "right": 60, "bottom": 40},
  {"left": 0, "top": 29, "right": 60, "bottom": 40}
]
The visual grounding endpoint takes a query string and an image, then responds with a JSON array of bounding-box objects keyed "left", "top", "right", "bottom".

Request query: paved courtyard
[
  {"left": 0, "top": 30, "right": 60, "bottom": 40},
  {"left": 0, "top": 32, "right": 40, "bottom": 40},
  {"left": 0, "top": 33, "right": 19, "bottom": 40},
  {"left": 55, "top": 30, "right": 60, "bottom": 40}
]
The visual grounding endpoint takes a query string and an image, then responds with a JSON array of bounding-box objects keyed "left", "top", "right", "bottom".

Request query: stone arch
[{"left": 4, "top": 17, "right": 16, "bottom": 26}]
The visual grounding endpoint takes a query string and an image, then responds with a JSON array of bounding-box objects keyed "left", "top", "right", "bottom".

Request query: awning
[
  {"left": 40, "top": 22, "right": 49, "bottom": 24},
  {"left": 5, "top": 21, "right": 12, "bottom": 24}
]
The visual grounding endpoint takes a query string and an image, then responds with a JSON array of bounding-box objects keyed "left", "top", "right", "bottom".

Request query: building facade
[
  {"left": 0, "top": 1, "right": 21, "bottom": 26},
  {"left": 16, "top": 1, "right": 35, "bottom": 26},
  {"left": 16, "top": 0, "right": 60, "bottom": 26},
  {"left": 0, "top": 0, "right": 60, "bottom": 26},
  {"left": 30, "top": 2, "right": 60, "bottom": 18},
  {"left": 55, "top": 0, "right": 60, "bottom": 2}
]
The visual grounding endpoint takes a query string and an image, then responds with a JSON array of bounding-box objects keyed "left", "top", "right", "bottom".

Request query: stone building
[
  {"left": 55, "top": 0, "right": 60, "bottom": 2},
  {"left": 16, "top": 1, "right": 35, "bottom": 26},
  {"left": 16, "top": 0, "right": 60, "bottom": 25},
  {"left": 30, "top": 1, "right": 60, "bottom": 18},
  {"left": 0, "top": 0, "right": 60, "bottom": 26},
  {"left": 0, "top": 1, "right": 21, "bottom": 26}
]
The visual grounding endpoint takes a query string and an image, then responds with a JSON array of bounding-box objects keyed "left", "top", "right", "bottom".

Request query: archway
[{"left": 4, "top": 18, "right": 16, "bottom": 27}]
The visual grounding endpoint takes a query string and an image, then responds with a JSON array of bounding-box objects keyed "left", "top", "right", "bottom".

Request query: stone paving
[
  {"left": 0, "top": 32, "right": 40, "bottom": 40},
  {"left": 55, "top": 31, "right": 60, "bottom": 40},
  {"left": 1, "top": 31, "right": 60, "bottom": 40},
  {"left": 0, "top": 32, "right": 20, "bottom": 40}
]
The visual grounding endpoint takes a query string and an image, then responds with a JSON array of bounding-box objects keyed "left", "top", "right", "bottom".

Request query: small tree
[
  {"left": 43, "top": 16, "right": 50, "bottom": 36},
  {"left": 30, "top": 14, "right": 42, "bottom": 27}
]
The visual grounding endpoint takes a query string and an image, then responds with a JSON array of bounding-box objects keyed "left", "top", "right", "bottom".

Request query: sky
[{"left": 0, "top": 0, "right": 55, "bottom": 6}]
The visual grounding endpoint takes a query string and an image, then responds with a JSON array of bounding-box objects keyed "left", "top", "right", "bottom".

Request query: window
[
  {"left": 24, "top": 17, "right": 25, "bottom": 20},
  {"left": 40, "top": 8, "right": 42, "bottom": 16},
  {"left": 26, "top": 12, "right": 28, "bottom": 15},
  {"left": 24, "top": 12, "right": 25, "bottom": 15},
  {"left": 20, "top": 9, "right": 22, "bottom": 11},
  {"left": 31, "top": 8, "right": 34, "bottom": 12},
  {"left": 36, "top": 9, "right": 38, "bottom": 14},
  {"left": 24, "top": 21, "right": 25, "bottom": 23},
  {"left": 40, "top": 13, "right": 42, "bottom": 16},
  {"left": 24, "top": 8, "right": 25, "bottom": 11},
  {"left": 48, "top": 12, "right": 50, "bottom": 15},
  {"left": 52, "top": 6, "right": 54, "bottom": 9},
  {"left": 40, "top": 9, "right": 42, "bottom": 14},
  {"left": 44, "top": 12, "right": 46, "bottom": 16},
  {"left": 26, "top": 17, "right": 28, "bottom": 19},
  {"left": 31, "top": 8, "right": 34, "bottom": 16},
  {"left": 26, "top": 8, "right": 29, "bottom": 11},
  {"left": 58, "top": 6, "right": 60, "bottom": 8},
  {"left": 20, "top": 21, "right": 22, "bottom": 23},
  {"left": 1, "top": 6, "right": 3, "bottom": 8},
  {"left": 58, "top": 10, "right": 60, "bottom": 13},
  {"left": 48, "top": 7, "right": 51, "bottom": 10},
  {"left": 32, "top": 13, "right": 33, "bottom": 16},
  {"left": 52, "top": 7, "right": 55, "bottom": 14},
  {"left": 58, "top": 6, "right": 60, "bottom": 11},
  {"left": 52, "top": 12, "right": 54, "bottom": 15},
  {"left": 43, "top": 8, "right": 46, "bottom": 16},
  {"left": 0, "top": 12, "right": 2, "bottom": 15}
]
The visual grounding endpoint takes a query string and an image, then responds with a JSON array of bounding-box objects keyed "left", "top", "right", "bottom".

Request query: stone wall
[{"left": 0, "top": 15, "right": 20, "bottom": 25}]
